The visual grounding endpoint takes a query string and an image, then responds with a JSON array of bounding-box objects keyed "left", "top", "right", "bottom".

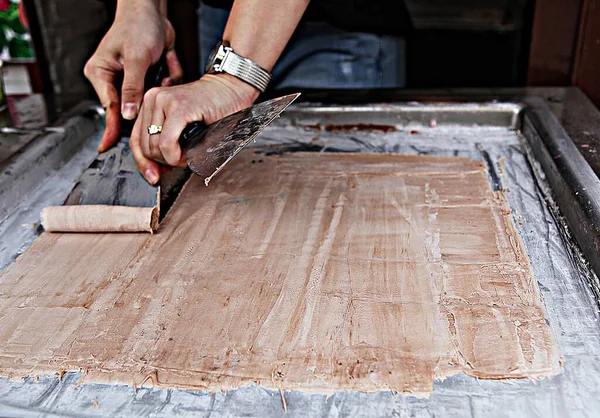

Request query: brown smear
[
  {"left": 303, "top": 123, "right": 398, "bottom": 133},
  {"left": 0, "top": 151, "right": 561, "bottom": 396}
]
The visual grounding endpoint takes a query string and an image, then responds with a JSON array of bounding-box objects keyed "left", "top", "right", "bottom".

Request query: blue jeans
[{"left": 199, "top": 4, "right": 406, "bottom": 89}]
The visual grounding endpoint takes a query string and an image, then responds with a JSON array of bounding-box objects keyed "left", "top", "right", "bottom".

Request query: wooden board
[{"left": 0, "top": 151, "right": 561, "bottom": 396}]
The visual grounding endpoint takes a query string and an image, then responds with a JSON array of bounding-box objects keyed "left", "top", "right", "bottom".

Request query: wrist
[
  {"left": 205, "top": 41, "right": 271, "bottom": 92},
  {"left": 202, "top": 73, "right": 260, "bottom": 104},
  {"left": 115, "top": 0, "right": 161, "bottom": 20}
]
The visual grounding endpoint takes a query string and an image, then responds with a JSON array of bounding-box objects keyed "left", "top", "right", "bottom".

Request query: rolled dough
[
  {"left": 41, "top": 205, "right": 158, "bottom": 233},
  {"left": 0, "top": 151, "right": 561, "bottom": 396}
]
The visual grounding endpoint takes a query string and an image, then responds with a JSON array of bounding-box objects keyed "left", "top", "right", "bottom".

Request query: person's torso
[{"left": 202, "top": 0, "right": 413, "bottom": 36}]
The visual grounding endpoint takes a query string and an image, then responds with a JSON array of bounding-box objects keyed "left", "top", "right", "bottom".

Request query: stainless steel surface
[
  {"left": 287, "top": 88, "right": 600, "bottom": 177},
  {"left": 521, "top": 98, "right": 600, "bottom": 296},
  {"left": 284, "top": 99, "right": 600, "bottom": 283},
  {"left": 285, "top": 102, "right": 522, "bottom": 128},
  {"left": 1, "top": 88, "right": 600, "bottom": 417}
]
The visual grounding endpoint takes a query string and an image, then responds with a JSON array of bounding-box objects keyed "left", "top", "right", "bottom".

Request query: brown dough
[
  {"left": 41, "top": 205, "right": 158, "bottom": 233},
  {"left": 1, "top": 152, "right": 560, "bottom": 396}
]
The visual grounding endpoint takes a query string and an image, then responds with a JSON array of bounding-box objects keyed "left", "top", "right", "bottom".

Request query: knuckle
[
  {"left": 143, "top": 87, "right": 161, "bottom": 102},
  {"left": 158, "top": 138, "right": 179, "bottom": 164},
  {"left": 122, "top": 87, "right": 142, "bottom": 101},
  {"left": 165, "top": 96, "right": 184, "bottom": 113},
  {"left": 154, "top": 89, "right": 168, "bottom": 105},
  {"left": 83, "top": 60, "right": 98, "bottom": 80},
  {"left": 122, "top": 79, "right": 143, "bottom": 91},
  {"left": 123, "top": 47, "right": 146, "bottom": 63},
  {"left": 83, "top": 62, "right": 92, "bottom": 78},
  {"left": 124, "top": 46, "right": 159, "bottom": 67},
  {"left": 158, "top": 135, "right": 174, "bottom": 150}
]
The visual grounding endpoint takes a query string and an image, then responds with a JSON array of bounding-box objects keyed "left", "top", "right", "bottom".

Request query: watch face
[{"left": 205, "top": 40, "right": 224, "bottom": 74}]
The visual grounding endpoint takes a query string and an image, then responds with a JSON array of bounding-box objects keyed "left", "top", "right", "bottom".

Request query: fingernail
[
  {"left": 145, "top": 169, "right": 159, "bottom": 184},
  {"left": 122, "top": 102, "right": 137, "bottom": 120}
]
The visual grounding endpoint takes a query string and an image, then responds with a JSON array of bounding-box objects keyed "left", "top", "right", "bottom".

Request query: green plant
[{"left": 0, "top": 0, "right": 33, "bottom": 59}]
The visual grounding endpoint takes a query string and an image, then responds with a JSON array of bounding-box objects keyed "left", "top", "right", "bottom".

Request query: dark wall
[
  {"left": 26, "top": 0, "right": 578, "bottom": 112},
  {"left": 527, "top": 0, "right": 600, "bottom": 109},
  {"left": 407, "top": 30, "right": 531, "bottom": 88},
  {"left": 27, "top": 0, "right": 109, "bottom": 112},
  {"left": 405, "top": 0, "right": 534, "bottom": 88},
  {"left": 572, "top": 0, "right": 600, "bottom": 108},
  {"left": 26, "top": 0, "right": 199, "bottom": 113}
]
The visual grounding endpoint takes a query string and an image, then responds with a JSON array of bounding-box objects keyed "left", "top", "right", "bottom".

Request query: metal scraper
[{"left": 179, "top": 93, "right": 300, "bottom": 186}]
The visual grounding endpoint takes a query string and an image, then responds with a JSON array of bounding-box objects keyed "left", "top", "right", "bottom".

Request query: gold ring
[{"left": 147, "top": 124, "right": 163, "bottom": 135}]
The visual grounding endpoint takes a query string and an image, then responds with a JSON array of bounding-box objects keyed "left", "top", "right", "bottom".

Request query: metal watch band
[{"left": 221, "top": 50, "right": 271, "bottom": 93}]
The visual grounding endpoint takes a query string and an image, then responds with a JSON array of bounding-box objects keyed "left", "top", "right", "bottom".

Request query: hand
[
  {"left": 84, "top": 1, "right": 183, "bottom": 153},
  {"left": 130, "top": 73, "right": 260, "bottom": 184}
]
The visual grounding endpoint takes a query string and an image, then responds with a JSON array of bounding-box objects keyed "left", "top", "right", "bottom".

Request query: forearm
[{"left": 223, "top": 0, "right": 310, "bottom": 71}]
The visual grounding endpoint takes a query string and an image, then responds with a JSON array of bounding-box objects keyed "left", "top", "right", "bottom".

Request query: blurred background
[{"left": 2, "top": 0, "right": 599, "bottom": 126}]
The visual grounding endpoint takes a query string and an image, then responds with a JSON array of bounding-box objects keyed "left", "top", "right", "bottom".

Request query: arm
[
  {"left": 84, "top": 0, "right": 183, "bottom": 152},
  {"left": 130, "top": 0, "right": 310, "bottom": 184},
  {"left": 224, "top": 0, "right": 310, "bottom": 71}
]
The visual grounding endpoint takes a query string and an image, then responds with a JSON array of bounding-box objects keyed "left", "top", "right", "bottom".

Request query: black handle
[{"left": 178, "top": 120, "right": 207, "bottom": 150}]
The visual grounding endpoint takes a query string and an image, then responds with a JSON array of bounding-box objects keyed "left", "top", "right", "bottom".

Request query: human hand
[
  {"left": 130, "top": 73, "right": 259, "bottom": 184},
  {"left": 84, "top": 1, "right": 183, "bottom": 153}
]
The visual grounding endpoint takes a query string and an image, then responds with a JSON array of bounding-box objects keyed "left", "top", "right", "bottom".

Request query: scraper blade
[{"left": 182, "top": 93, "right": 300, "bottom": 185}]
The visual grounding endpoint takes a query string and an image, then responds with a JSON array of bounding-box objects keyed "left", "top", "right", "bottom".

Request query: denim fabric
[{"left": 199, "top": 4, "right": 406, "bottom": 89}]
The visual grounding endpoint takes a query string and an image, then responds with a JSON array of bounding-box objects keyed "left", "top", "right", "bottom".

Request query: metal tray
[
  {"left": 256, "top": 99, "right": 600, "bottom": 288},
  {"left": 1, "top": 97, "right": 600, "bottom": 416}
]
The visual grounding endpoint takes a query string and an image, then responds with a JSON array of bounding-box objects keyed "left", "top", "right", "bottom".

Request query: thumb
[{"left": 121, "top": 54, "right": 152, "bottom": 120}]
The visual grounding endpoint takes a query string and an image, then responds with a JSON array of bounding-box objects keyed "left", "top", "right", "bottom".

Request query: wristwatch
[{"left": 204, "top": 40, "right": 271, "bottom": 93}]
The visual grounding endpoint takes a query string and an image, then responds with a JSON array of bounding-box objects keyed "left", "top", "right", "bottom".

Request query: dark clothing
[
  {"left": 201, "top": 0, "right": 413, "bottom": 36},
  {"left": 200, "top": 4, "right": 407, "bottom": 89}
]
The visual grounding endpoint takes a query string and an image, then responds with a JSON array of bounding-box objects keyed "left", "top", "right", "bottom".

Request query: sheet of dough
[
  {"left": 41, "top": 205, "right": 158, "bottom": 233},
  {"left": 0, "top": 151, "right": 561, "bottom": 396}
]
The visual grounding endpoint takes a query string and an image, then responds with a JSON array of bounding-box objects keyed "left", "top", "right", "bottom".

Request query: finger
[
  {"left": 159, "top": 109, "right": 189, "bottom": 167},
  {"left": 165, "top": 49, "right": 184, "bottom": 84},
  {"left": 130, "top": 112, "right": 161, "bottom": 184},
  {"left": 99, "top": 100, "right": 121, "bottom": 152},
  {"left": 149, "top": 106, "right": 166, "bottom": 163},
  {"left": 139, "top": 88, "right": 160, "bottom": 159},
  {"left": 84, "top": 62, "right": 121, "bottom": 152},
  {"left": 142, "top": 89, "right": 167, "bottom": 164},
  {"left": 121, "top": 54, "right": 153, "bottom": 120},
  {"left": 153, "top": 90, "right": 180, "bottom": 165},
  {"left": 149, "top": 131, "right": 163, "bottom": 163},
  {"left": 163, "top": 20, "right": 184, "bottom": 84}
]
